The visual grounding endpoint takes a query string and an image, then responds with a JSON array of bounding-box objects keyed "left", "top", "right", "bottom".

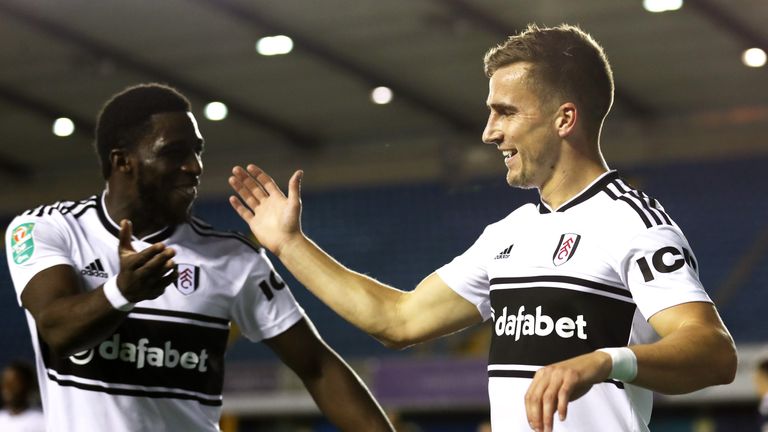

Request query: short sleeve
[
  {"left": 436, "top": 227, "right": 494, "bottom": 321},
  {"left": 621, "top": 225, "right": 712, "bottom": 320},
  {"left": 229, "top": 249, "right": 304, "bottom": 342},
  {"left": 5, "top": 215, "right": 74, "bottom": 304}
]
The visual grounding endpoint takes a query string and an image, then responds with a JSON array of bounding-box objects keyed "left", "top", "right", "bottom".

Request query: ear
[
  {"left": 555, "top": 102, "right": 577, "bottom": 138},
  {"left": 109, "top": 148, "right": 133, "bottom": 175}
]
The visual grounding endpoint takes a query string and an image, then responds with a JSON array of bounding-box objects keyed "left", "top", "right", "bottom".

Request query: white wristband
[
  {"left": 597, "top": 347, "right": 637, "bottom": 382},
  {"left": 103, "top": 276, "right": 135, "bottom": 312}
]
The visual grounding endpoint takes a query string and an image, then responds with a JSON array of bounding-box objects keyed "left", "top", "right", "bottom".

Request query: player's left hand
[{"left": 524, "top": 351, "right": 612, "bottom": 432}]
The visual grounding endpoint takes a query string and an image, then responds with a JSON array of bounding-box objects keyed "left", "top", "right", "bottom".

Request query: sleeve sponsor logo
[
  {"left": 258, "top": 269, "right": 286, "bottom": 301},
  {"left": 635, "top": 246, "right": 697, "bottom": 282},
  {"left": 552, "top": 233, "right": 581, "bottom": 266},
  {"left": 10, "top": 222, "right": 36, "bottom": 264}
]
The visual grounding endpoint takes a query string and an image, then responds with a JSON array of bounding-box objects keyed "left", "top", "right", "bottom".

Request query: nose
[
  {"left": 181, "top": 152, "right": 203, "bottom": 176},
  {"left": 482, "top": 113, "right": 502, "bottom": 146}
]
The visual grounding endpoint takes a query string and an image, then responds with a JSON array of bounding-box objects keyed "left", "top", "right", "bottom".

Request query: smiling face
[
  {"left": 131, "top": 111, "right": 204, "bottom": 225},
  {"left": 482, "top": 62, "right": 562, "bottom": 191}
]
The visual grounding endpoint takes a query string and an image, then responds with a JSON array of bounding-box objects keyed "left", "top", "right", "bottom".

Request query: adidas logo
[
  {"left": 81, "top": 259, "right": 109, "bottom": 278},
  {"left": 495, "top": 244, "right": 514, "bottom": 260}
]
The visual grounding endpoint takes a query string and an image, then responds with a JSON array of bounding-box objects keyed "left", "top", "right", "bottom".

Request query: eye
[
  {"left": 500, "top": 108, "right": 517, "bottom": 117},
  {"left": 161, "top": 147, "right": 186, "bottom": 158},
  {"left": 490, "top": 105, "right": 516, "bottom": 118}
]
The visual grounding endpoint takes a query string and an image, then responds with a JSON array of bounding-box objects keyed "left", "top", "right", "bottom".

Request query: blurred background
[{"left": 0, "top": 0, "right": 767, "bottom": 430}]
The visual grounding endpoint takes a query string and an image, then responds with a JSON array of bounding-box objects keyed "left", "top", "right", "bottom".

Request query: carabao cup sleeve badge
[{"left": 10, "top": 222, "right": 36, "bottom": 265}]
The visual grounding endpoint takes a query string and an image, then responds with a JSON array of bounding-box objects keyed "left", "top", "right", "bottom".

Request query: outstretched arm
[
  {"left": 524, "top": 301, "right": 736, "bottom": 432},
  {"left": 264, "top": 318, "right": 394, "bottom": 432},
  {"left": 228, "top": 165, "right": 482, "bottom": 349},
  {"left": 21, "top": 220, "right": 177, "bottom": 356}
]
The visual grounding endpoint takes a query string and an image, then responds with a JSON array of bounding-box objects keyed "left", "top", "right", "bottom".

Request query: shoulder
[
  {"left": 184, "top": 217, "right": 264, "bottom": 255},
  {"left": 460, "top": 203, "right": 537, "bottom": 256},
  {"left": 16, "top": 196, "right": 98, "bottom": 220},
  {"left": 597, "top": 176, "right": 677, "bottom": 234},
  {"left": 6, "top": 196, "right": 97, "bottom": 243},
  {"left": 484, "top": 203, "right": 538, "bottom": 234}
]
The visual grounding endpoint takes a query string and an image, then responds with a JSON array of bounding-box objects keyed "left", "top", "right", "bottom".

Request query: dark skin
[{"left": 20, "top": 110, "right": 393, "bottom": 431}]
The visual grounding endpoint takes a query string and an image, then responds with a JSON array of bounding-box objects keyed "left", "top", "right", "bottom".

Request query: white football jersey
[
  {"left": 0, "top": 408, "right": 45, "bottom": 432},
  {"left": 5, "top": 193, "right": 304, "bottom": 432},
  {"left": 437, "top": 171, "right": 712, "bottom": 431}
]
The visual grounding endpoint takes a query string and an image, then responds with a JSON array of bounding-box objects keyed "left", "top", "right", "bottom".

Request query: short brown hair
[{"left": 484, "top": 24, "right": 614, "bottom": 139}]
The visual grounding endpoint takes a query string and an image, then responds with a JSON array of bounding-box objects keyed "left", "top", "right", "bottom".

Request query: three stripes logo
[
  {"left": 81, "top": 259, "right": 108, "bottom": 278},
  {"left": 173, "top": 264, "right": 200, "bottom": 295},
  {"left": 495, "top": 244, "right": 514, "bottom": 260}
]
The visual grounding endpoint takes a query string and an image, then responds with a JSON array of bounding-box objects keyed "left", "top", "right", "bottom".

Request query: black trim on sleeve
[
  {"left": 72, "top": 202, "right": 97, "bottom": 219},
  {"left": 603, "top": 179, "right": 672, "bottom": 229}
]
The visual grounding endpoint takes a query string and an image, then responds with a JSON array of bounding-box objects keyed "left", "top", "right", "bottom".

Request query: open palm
[{"left": 228, "top": 164, "right": 303, "bottom": 256}]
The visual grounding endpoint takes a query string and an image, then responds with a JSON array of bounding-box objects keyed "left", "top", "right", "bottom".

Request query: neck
[
  {"left": 539, "top": 142, "right": 608, "bottom": 210},
  {"left": 104, "top": 185, "right": 167, "bottom": 238}
]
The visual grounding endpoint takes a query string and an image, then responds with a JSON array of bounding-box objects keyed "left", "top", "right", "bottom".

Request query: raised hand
[
  {"left": 116, "top": 219, "right": 177, "bottom": 303},
  {"left": 228, "top": 164, "right": 304, "bottom": 257},
  {"left": 524, "top": 351, "right": 612, "bottom": 432}
]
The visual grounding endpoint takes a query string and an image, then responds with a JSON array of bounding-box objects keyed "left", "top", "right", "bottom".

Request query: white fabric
[
  {"left": 102, "top": 275, "right": 135, "bottom": 311},
  {"left": 437, "top": 171, "right": 712, "bottom": 431},
  {"left": 5, "top": 195, "right": 304, "bottom": 432},
  {"left": 0, "top": 408, "right": 45, "bottom": 432},
  {"left": 598, "top": 347, "right": 638, "bottom": 382}
]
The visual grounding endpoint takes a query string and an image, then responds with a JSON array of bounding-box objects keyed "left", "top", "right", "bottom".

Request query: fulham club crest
[
  {"left": 552, "top": 233, "right": 581, "bottom": 266},
  {"left": 174, "top": 264, "right": 200, "bottom": 295}
]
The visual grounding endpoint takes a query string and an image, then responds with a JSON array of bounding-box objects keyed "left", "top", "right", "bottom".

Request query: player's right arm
[
  {"left": 8, "top": 219, "right": 177, "bottom": 356},
  {"left": 228, "top": 165, "right": 483, "bottom": 348}
]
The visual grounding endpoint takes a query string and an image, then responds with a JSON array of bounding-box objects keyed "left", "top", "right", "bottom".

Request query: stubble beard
[
  {"left": 136, "top": 176, "right": 192, "bottom": 226},
  {"left": 505, "top": 156, "right": 536, "bottom": 190}
]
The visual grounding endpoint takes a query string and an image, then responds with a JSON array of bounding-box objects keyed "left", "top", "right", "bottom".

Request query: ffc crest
[
  {"left": 173, "top": 264, "right": 200, "bottom": 295},
  {"left": 552, "top": 233, "right": 581, "bottom": 266}
]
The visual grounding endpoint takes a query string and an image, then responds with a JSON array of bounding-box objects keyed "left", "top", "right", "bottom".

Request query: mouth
[
  {"left": 502, "top": 149, "right": 518, "bottom": 161},
  {"left": 175, "top": 182, "right": 199, "bottom": 199}
]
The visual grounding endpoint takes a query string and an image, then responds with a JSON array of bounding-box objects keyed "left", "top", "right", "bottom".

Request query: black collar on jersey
[
  {"left": 97, "top": 192, "right": 177, "bottom": 243},
  {"left": 538, "top": 170, "right": 619, "bottom": 214}
]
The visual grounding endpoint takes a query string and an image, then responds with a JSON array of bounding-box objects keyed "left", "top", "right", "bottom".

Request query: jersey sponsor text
[
  {"left": 492, "top": 305, "right": 587, "bottom": 340},
  {"left": 69, "top": 333, "right": 209, "bottom": 372}
]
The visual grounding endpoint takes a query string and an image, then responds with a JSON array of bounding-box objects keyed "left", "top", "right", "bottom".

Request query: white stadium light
[
  {"left": 204, "top": 101, "right": 228, "bottom": 121},
  {"left": 256, "top": 35, "right": 294, "bottom": 56},
  {"left": 742, "top": 48, "right": 767, "bottom": 68},
  {"left": 53, "top": 117, "right": 75, "bottom": 137},
  {"left": 371, "top": 86, "right": 393, "bottom": 105},
  {"left": 643, "top": 0, "right": 683, "bottom": 13}
]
